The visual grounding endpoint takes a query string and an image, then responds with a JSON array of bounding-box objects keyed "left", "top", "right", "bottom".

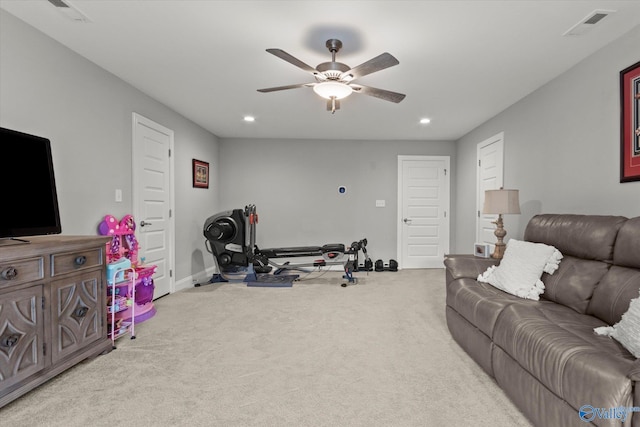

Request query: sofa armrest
[
  {"left": 629, "top": 358, "right": 640, "bottom": 381},
  {"left": 443, "top": 255, "right": 499, "bottom": 285}
]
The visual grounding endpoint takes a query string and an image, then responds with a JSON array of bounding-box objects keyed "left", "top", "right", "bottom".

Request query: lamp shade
[
  {"left": 483, "top": 189, "right": 521, "bottom": 215},
  {"left": 313, "top": 81, "right": 353, "bottom": 99}
]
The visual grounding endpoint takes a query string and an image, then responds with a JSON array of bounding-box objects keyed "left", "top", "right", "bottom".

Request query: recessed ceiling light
[
  {"left": 243, "top": 116, "right": 255, "bottom": 122},
  {"left": 420, "top": 118, "right": 431, "bottom": 124}
]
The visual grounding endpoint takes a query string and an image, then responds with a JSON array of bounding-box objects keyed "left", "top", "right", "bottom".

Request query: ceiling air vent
[
  {"left": 563, "top": 10, "right": 615, "bottom": 36},
  {"left": 47, "top": 0, "right": 70, "bottom": 7},
  {"left": 47, "top": 0, "right": 91, "bottom": 23}
]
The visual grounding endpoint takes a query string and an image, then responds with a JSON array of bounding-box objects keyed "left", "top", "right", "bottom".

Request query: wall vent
[
  {"left": 563, "top": 9, "right": 615, "bottom": 36},
  {"left": 47, "top": 0, "right": 91, "bottom": 23}
]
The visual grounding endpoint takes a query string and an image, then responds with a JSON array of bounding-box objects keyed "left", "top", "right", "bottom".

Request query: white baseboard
[{"left": 174, "top": 266, "right": 218, "bottom": 293}]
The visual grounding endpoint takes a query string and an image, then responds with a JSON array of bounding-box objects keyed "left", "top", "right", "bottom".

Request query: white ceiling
[{"left": 2, "top": 1, "right": 640, "bottom": 141}]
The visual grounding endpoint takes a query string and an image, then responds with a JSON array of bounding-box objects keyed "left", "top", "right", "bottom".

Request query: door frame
[
  {"left": 396, "top": 155, "right": 450, "bottom": 269},
  {"left": 476, "top": 132, "right": 504, "bottom": 245},
  {"left": 131, "top": 112, "right": 176, "bottom": 294}
]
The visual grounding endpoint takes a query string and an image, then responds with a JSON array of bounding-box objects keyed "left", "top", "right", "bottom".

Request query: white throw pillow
[
  {"left": 594, "top": 289, "right": 640, "bottom": 358},
  {"left": 477, "top": 239, "right": 563, "bottom": 300}
]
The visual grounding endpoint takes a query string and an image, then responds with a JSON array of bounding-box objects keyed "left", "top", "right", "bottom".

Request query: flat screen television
[{"left": 0, "top": 126, "right": 62, "bottom": 240}]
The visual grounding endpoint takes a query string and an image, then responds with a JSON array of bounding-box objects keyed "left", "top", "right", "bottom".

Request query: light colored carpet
[{"left": 2, "top": 269, "right": 532, "bottom": 426}]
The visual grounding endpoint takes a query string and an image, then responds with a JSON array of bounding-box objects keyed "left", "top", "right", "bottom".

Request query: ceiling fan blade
[
  {"left": 342, "top": 52, "right": 399, "bottom": 80},
  {"left": 266, "top": 48, "right": 317, "bottom": 74},
  {"left": 257, "top": 83, "right": 313, "bottom": 93},
  {"left": 350, "top": 84, "right": 406, "bottom": 103}
]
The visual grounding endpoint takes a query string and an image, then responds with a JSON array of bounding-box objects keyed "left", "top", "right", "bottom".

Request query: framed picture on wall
[
  {"left": 192, "top": 159, "right": 209, "bottom": 188},
  {"left": 620, "top": 60, "right": 640, "bottom": 183}
]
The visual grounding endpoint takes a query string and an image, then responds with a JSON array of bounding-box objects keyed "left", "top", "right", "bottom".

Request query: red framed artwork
[
  {"left": 192, "top": 159, "right": 209, "bottom": 188},
  {"left": 620, "top": 61, "right": 640, "bottom": 183}
]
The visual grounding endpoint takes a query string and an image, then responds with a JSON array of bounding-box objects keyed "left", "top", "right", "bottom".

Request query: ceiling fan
[{"left": 257, "top": 39, "right": 406, "bottom": 113}]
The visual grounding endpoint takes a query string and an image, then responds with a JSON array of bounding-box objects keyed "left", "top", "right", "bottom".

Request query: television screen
[{"left": 0, "top": 127, "right": 62, "bottom": 238}]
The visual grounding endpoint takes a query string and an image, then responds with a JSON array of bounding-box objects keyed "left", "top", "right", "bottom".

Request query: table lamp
[{"left": 483, "top": 188, "right": 521, "bottom": 259}]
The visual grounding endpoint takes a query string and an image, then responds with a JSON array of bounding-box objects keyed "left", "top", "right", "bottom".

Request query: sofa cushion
[
  {"left": 541, "top": 255, "right": 611, "bottom": 314},
  {"left": 613, "top": 216, "right": 640, "bottom": 269},
  {"left": 493, "top": 303, "right": 635, "bottom": 412},
  {"left": 446, "top": 278, "right": 528, "bottom": 338},
  {"left": 524, "top": 214, "right": 627, "bottom": 261},
  {"left": 588, "top": 217, "right": 640, "bottom": 325},
  {"left": 524, "top": 214, "right": 627, "bottom": 314},
  {"left": 588, "top": 266, "right": 640, "bottom": 325}
]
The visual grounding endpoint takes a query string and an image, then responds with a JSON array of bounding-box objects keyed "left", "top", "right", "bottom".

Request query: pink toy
[
  {"left": 134, "top": 265, "right": 156, "bottom": 305},
  {"left": 120, "top": 214, "right": 139, "bottom": 261},
  {"left": 98, "top": 214, "right": 139, "bottom": 265},
  {"left": 98, "top": 214, "right": 119, "bottom": 235},
  {"left": 98, "top": 214, "right": 157, "bottom": 340}
]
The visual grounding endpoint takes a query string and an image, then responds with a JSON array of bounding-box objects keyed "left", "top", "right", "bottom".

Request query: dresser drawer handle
[
  {"left": 1, "top": 333, "right": 21, "bottom": 348},
  {"left": 1, "top": 267, "right": 18, "bottom": 280},
  {"left": 74, "top": 256, "right": 87, "bottom": 266},
  {"left": 73, "top": 306, "right": 89, "bottom": 318}
]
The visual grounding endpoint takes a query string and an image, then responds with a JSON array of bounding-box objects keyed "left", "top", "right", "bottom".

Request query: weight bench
[{"left": 202, "top": 205, "right": 369, "bottom": 286}]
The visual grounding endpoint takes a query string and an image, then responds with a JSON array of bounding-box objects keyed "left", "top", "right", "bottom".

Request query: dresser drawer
[
  {"left": 51, "top": 248, "right": 103, "bottom": 277},
  {"left": 0, "top": 257, "right": 44, "bottom": 288}
]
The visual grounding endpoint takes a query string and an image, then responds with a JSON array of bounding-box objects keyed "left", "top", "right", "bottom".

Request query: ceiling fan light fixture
[
  {"left": 313, "top": 81, "right": 353, "bottom": 100},
  {"left": 258, "top": 39, "right": 405, "bottom": 111}
]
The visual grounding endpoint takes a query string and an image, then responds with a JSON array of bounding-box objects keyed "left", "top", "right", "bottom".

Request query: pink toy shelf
[{"left": 99, "top": 214, "right": 157, "bottom": 345}]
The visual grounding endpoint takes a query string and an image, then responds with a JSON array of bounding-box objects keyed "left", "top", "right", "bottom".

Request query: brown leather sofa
[{"left": 444, "top": 214, "right": 640, "bottom": 427}]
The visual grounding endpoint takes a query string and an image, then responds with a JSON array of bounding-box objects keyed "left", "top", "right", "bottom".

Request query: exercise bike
[{"left": 202, "top": 205, "right": 370, "bottom": 286}]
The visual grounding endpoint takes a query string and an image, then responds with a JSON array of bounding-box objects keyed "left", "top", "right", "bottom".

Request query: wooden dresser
[{"left": 0, "top": 235, "right": 113, "bottom": 408}]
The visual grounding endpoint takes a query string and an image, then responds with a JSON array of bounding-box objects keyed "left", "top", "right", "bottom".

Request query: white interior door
[
  {"left": 132, "top": 113, "right": 174, "bottom": 299},
  {"left": 476, "top": 132, "right": 504, "bottom": 246},
  {"left": 397, "top": 156, "right": 450, "bottom": 269}
]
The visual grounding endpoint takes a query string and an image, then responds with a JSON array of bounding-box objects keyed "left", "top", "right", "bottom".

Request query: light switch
[
  {"left": 115, "top": 189, "right": 122, "bottom": 202},
  {"left": 376, "top": 199, "right": 386, "bottom": 207}
]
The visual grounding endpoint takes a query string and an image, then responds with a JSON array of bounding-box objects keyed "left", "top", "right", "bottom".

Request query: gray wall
[
  {"left": 219, "top": 138, "right": 455, "bottom": 262},
  {"left": 454, "top": 25, "right": 640, "bottom": 254},
  {"left": 0, "top": 10, "right": 220, "bottom": 284},
  {"left": 4, "top": 7, "right": 637, "bottom": 283}
]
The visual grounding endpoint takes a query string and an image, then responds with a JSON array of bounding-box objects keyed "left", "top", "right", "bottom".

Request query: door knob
[
  {"left": 140, "top": 220, "right": 152, "bottom": 227},
  {"left": 403, "top": 218, "right": 412, "bottom": 224}
]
